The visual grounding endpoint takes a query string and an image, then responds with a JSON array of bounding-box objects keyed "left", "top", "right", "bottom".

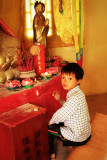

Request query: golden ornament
[
  {"left": 0, "top": 56, "right": 6, "bottom": 67},
  {"left": 5, "top": 69, "right": 15, "bottom": 80},
  {"left": 1, "top": 62, "right": 11, "bottom": 71},
  {"left": 53, "top": 0, "right": 73, "bottom": 45},
  {"left": 0, "top": 71, "right": 7, "bottom": 83},
  {"left": 11, "top": 59, "right": 18, "bottom": 68}
]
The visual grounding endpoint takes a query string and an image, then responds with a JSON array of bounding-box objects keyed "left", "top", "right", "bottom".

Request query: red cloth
[
  {"left": 77, "top": 56, "right": 83, "bottom": 67},
  {"left": 0, "top": 18, "right": 17, "bottom": 38},
  {"left": 52, "top": 56, "right": 60, "bottom": 67}
]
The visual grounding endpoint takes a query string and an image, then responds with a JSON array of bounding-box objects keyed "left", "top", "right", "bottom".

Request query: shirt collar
[{"left": 67, "top": 86, "right": 80, "bottom": 99}]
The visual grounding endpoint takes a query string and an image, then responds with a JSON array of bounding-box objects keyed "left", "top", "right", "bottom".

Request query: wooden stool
[{"left": 67, "top": 113, "right": 107, "bottom": 160}]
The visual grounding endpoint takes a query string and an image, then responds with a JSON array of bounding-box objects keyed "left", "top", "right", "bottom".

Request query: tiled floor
[{"left": 54, "top": 93, "right": 107, "bottom": 160}]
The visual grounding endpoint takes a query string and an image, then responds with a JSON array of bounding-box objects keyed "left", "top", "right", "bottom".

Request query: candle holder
[
  {"left": 41, "top": 72, "right": 52, "bottom": 80},
  {"left": 46, "top": 67, "right": 59, "bottom": 76},
  {"left": 21, "top": 78, "right": 34, "bottom": 89},
  {"left": 4, "top": 80, "right": 21, "bottom": 90}
]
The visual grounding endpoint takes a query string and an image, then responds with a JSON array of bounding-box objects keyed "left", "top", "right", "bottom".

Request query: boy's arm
[
  {"left": 49, "top": 104, "right": 69, "bottom": 124},
  {"left": 50, "top": 98, "right": 78, "bottom": 125},
  {"left": 58, "top": 98, "right": 65, "bottom": 105}
]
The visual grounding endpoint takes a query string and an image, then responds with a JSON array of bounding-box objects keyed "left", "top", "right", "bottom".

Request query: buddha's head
[{"left": 34, "top": 1, "right": 45, "bottom": 14}]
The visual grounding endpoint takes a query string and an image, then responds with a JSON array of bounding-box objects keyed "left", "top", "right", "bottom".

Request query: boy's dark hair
[{"left": 61, "top": 63, "right": 84, "bottom": 80}]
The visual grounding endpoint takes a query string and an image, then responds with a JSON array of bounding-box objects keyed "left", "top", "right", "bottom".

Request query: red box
[{"left": 0, "top": 103, "right": 49, "bottom": 160}]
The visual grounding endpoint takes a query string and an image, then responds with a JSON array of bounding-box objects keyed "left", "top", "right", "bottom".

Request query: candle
[
  {"left": 35, "top": 89, "right": 39, "bottom": 105},
  {"left": 34, "top": 78, "right": 37, "bottom": 84},
  {"left": 36, "top": 90, "right": 39, "bottom": 96}
]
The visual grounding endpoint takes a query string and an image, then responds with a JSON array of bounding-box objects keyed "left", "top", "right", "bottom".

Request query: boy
[{"left": 48, "top": 63, "right": 91, "bottom": 159}]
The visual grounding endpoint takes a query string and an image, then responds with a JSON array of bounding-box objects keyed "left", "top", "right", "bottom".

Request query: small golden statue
[{"left": 33, "top": 1, "right": 49, "bottom": 56}]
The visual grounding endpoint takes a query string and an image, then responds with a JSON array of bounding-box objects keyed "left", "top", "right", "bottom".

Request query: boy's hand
[
  {"left": 52, "top": 91, "right": 61, "bottom": 101},
  {"left": 52, "top": 91, "right": 64, "bottom": 105}
]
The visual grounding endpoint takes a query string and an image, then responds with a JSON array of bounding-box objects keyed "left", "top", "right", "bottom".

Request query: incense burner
[{"left": 16, "top": 70, "right": 36, "bottom": 80}]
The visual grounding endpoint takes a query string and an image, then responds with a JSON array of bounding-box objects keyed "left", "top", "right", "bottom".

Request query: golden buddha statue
[{"left": 33, "top": 1, "right": 49, "bottom": 57}]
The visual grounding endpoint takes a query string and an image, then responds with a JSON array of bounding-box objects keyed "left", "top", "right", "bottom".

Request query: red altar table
[
  {"left": 0, "top": 75, "right": 67, "bottom": 160},
  {"left": 0, "top": 75, "right": 67, "bottom": 121}
]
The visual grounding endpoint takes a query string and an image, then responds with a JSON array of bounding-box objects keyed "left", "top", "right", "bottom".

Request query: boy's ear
[{"left": 77, "top": 79, "right": 82, "bottom": 85}]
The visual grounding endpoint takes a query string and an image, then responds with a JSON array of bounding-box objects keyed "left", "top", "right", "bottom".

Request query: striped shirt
[{"left": 50, "top": 86, "right": 91, "bottom": 142}]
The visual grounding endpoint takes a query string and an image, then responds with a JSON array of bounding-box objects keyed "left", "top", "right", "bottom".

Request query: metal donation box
[{"left": 0, "top": 103, "right": 49, "bottom": 160}]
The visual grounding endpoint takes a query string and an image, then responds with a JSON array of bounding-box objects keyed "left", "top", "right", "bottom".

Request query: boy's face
[{"left": 61, "top": 73, "right": 81, "bottom": 91}]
